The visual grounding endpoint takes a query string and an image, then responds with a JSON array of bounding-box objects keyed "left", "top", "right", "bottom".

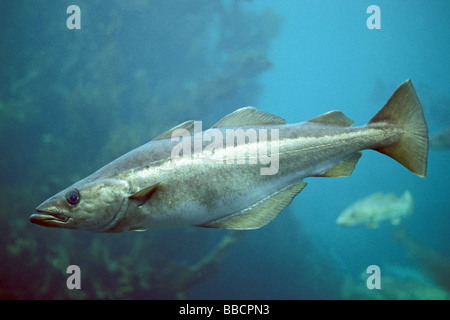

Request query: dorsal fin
[
  {"left": 308, "top": 111, "right": 354, "bottom": 127},
  {"left": 153, "top": 120, "right": 196, "bottom": 141},
  {"left": 196, "top": 181, "right": 307, "bottom": 230},
  {"left": 213, "top": 107, "right": 286, "bottom": 128}
]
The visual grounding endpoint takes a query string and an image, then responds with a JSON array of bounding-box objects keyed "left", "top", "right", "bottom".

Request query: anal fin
[{"left": 196, "top": 181, "right": 307, "bottom": 230}]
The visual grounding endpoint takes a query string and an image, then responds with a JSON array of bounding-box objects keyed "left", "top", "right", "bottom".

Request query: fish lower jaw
[{"left": 30, "top": 210, "right": 71, "bottom": 227}]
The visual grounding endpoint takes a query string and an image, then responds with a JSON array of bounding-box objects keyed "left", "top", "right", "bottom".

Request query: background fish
[
  {"left": 336, "top": 190, "right": 414, "bottom": 227},
  {"left": 430, "top": 126, "right": 450, "bottom": 149}
]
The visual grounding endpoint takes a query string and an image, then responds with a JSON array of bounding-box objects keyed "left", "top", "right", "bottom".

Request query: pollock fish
[
  {"left": 30, "top": 80, "right": 428, "bottom": 232},
  {"left": 336, "top": 190, "right": 414, "bottom": 228}
]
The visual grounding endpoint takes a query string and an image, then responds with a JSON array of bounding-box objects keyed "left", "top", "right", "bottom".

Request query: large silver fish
[{"left": 30, "top": 80, "right": 428, "bottom": 232}]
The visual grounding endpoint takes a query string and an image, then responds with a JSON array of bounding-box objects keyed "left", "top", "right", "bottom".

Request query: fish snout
[{"left": 30, "top": 201, "right": 71, "bottom": 228}]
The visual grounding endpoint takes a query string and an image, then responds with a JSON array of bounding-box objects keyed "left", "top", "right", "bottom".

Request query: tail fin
[{"left": 368, "top": 80, "right": 429, "bottom": 177}]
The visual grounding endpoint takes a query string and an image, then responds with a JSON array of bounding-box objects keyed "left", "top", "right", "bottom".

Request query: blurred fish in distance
[
  {"left": 336, "top": 190, "right": 413, "bottom": 228},
  {"left": 430, "top": 126, "right": 450, "bottom": 149}
]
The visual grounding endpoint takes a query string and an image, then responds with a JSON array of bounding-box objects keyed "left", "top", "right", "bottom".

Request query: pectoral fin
[
  {"left": 196, "top": 181, "right": 307, "bottom": 230},
  {"left": 129, "top": 177, "right": 169, "bottom": 207}
]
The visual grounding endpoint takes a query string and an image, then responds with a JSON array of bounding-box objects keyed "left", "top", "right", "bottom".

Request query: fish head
[
  {"left": 30, "top": 178, "right": 130, "bottom": 232},
  {"left": 335, "top": 208, "right": 361, "bottom": 227}
]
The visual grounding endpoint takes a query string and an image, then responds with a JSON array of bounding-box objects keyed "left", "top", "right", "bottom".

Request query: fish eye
[{"left": 65, "top": 189, "right": 80, "bottom": 206}]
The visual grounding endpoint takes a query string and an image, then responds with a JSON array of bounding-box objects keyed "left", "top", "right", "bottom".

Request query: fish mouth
[{"left": 30, "top": 210, "right": 71, "bottom": 227}]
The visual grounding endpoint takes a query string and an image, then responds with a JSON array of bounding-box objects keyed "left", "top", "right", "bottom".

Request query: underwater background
[{"left": 0, "top": 0, "right": 448, "bottom": 299}]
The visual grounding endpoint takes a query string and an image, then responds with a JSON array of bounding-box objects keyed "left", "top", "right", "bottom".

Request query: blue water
[{"left": 0, "top": 1, "right": 448, "bottom": 300}]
